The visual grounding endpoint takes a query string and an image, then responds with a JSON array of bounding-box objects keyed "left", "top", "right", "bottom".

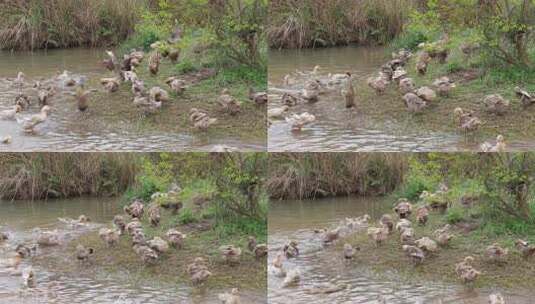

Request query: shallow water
[
  {"left": 0, "top": 198, "right": 265, "bottom": 304},
  {"left": 0, "top": 49, "right": 264, "bottom": 152},
  {"left": 267, "top": 46, "right": 535, "bottom": 152},
  {"left": 268, "top": 197, "right": 533, "bottom": 304}
]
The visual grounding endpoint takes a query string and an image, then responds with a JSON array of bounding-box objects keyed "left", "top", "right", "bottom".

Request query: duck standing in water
[
  {"left": 341, "top": 72, "right": 356, "bottom": 108},
  {"left": 22, "top": 267, "right": 36, "bottom": 288},
  {"left": 69, "top": 85, "right": 97, "bottom": 112},
  {"left": 17, "top": 105, "right": 52, "bottom": 133},
  {"left": 102, "top": 50, "right": 118, "bottom": 72},
  {"left": 99, "top": 228, "right": 120, "bottom": 247},
  {"left": 113, "top": 215, "right": 126, "bottom": 234},
  {"left": 218, "top": 288, "right": 241, "bottom": 304},
  {"left": 76, "top": 244, "right": 94, "bottom": 263},
  {"left": 0, "top": 105, "right": 22, "bottom": 120},
  {"left": 285, "top": 112, "right": 316, "bottom": 132},
  {"left": 343, "top": 243, "right": 358, "bottom": 259}
]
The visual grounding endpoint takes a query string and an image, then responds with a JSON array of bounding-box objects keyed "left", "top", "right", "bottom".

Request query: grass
[
  {"left": 33, "top": 207, "right": 267, "bottom": 291},
  {"left": 336, "top": 195, "right": 535, "bottom": 290}
]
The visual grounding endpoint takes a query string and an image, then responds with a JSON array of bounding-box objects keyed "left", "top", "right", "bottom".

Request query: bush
[{"left": 446, "top": 206, "right": 465, "bottom": 224}]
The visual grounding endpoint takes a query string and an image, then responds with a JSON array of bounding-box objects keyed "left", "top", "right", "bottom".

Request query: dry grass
[
  {"left": 267, "top": 153, "right": 408, "bottom": 199},
  {"left": 0, "top": 153, "right": 140, "bottom": 200},
  {"left": 0, "top": 0, "right": 144, "bottom": 50},
  {"left": 268, "top": 0, "right": 417, "bottom": 49}
]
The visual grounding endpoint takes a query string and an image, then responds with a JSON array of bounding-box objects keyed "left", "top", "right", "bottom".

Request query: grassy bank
[
  {"left": 0, "top": 153, "right": 139, "bottom": 200},
  {"left": 268, "top": 0, "right": 418, "bottom": 49},
  {"left": 267, "top": 153, "right": 408, "bottom": 200},
  {"left": 0, "top": 0, "right": 144, "bottom": 51}
]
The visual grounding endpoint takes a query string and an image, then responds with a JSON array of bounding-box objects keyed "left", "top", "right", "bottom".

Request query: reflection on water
[
  {"left": 267, "top": 46, "right": 535, "bottom": 152},
  {"left": 0, "top": 49, "right": 264, "bottom": 152},
  {"left": 0, "top": 198, "right": 265, "bottom": 304},
  {"left": 268, "top": 197, "right": 533, "bottom": 303}
]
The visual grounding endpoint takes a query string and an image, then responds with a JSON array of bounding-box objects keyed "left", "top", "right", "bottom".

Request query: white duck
[
  {"left": 17, "top": 106, "right": 52, "bottom": 133},
  {"left": 480, "top": 135, "right": 506, "bottom": 152},
  {"left": 268, "top": 106, "right": 289, "bottom": 119},
  {"left": 0, "top": 105, "right": 22, "bottom": 120},
  {"left": 285, "top": 112, "right": 316, "bottom": 131}
]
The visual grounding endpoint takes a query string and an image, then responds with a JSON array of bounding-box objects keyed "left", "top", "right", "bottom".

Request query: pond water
[
  {"left": 0, "top": 197, "right": 265, "bottom": 303},
  {"left": 268, "top": 46, "right": 535, "bottom": 152},
  {"left": 0, "top": 49, "right": 264, "bottom": 152},
  {"left": 268, "top": 197, "right": 533, "bottom": 303}
]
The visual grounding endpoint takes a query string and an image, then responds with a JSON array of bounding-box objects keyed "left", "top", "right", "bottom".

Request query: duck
[
  {"left": 402, "top": 245, "right": 425, "bottom": 265},
  {"left": 187, "top": 257, "right": 209, "bottom": 276},
  {"left": 483, "top": 94, "right": 510, "bottom": 115},
  {"left": 415, "top": 86, "right": 437, "bottom": 102},
  {"left": 218, "top": 89, "right": 241, "bottom": 115},
  {"left": 76, "top": 244, "right": 94, "bottom": 262},
  {"left": 102, "top": 50, "right": 118, "bottom": 71},
  {"left": 58, "top": 70, "right": 77, "bottom": 87},
  {"left": 218, "top": 288, "right": 241, "bottom": 304},
  {"left": 13, "top": 71, "right": 25, "bottom": 90},
  {"left": 132, "top": 79, "right": 146, "bottom": 95},
  {"left": 367, "top": 75, "right": 388, "bottom": 95},
  {"left": 394, "top": 199, "right": 413, "bottom": 219},
  {"left": 132, "top": 229, "right": 147, "bottom": 246},
  {"left": 281, "top": 93, "right": 298, "bottom": 106},
  {"left": 191, "top": 268, "right": 212, "bottom": 285},
  {"left": 433, "top": 76, "right": 456, "bottom": 97},
  {"left": 270, "top": 253, "right": 286, "bottom": 277},
  {"left": 133, "top": 94, "right": 162, "bottom": 114},
  {"left": 455, "top": 256, "right": 475, "bottom": 276},
  {"left": 148, "top": 237, "right": 169, "bottom": 254},
  {"left": 285, "top": 112, "right": 316, "bottom": 131},
  {"left": 187, "top": 257, "right": 212, "bottom": 284},
  {"left": 166, "top": 229, "right": 186, "bottom": 249},
  {"left": 248, "top": 236, "right": 257, "bottom": 252},
  {"left": 403, "top": 93, "right": 427, "bottom": 113},
  {"left": 22, "top": 267, "right": 36, "bottom": 288},
  {"left": 69, "top": 86, "right": 97, "bottom": 112},
  {"left": 454, "top": 107, "right": 482, "bottom": 132},
  {"left": 136, "top": 245, "right": 159, "bottom": 265},
  {"left": 400, "top": 227, "right": 415, "bottom": 243},
  {"left": 514, "top": 86, "right": 535, "bottom": 106},
  {"left": 301, "top": 80, "right": 320, "bottom": 102},
  {"left": 396, "top": 218, "right": 412, "bottom": 232},
  {"left": 189, "top": 108, "right": 217, "bottom": 131},
  {"left": 113, "top": 215, "right": 126, "bottom": 234},
  {"left": 415, "top": 237, "right": 438, "bottom": 254},
  {"left": 380, "top": 63, "right": 394, "bottom": 80},
  {"left": 392, "top": 67, "right": 408, "bottom": 84},
  {"left": 0, "top": 251, "right": 22, "bottom": 269},
  {"left": 124, "top": 199, "right": 144, "bottom": 219},
  {"left": 416, "top": 61, "right": 427, "bottom": 75},
  {"left": 14, "top": 93, "right": 31, "bottom": 110},
  {"left": 416, "top": 206, "right": 429, "bottom": 225},
  {"left": 297, "top": 65, "right": 321, "bottom": 77},
  {"left": 149, "top": 52, "right": 161, "bottom": 76},
  {"left": 168, "top": 48, "right": 180, "bottom": 63},
  {"left": 99, "top": 228, "right": 119, "bottom": 247},
  {"left": 126, "top": 218, "right": 142, "bottom": 235},
  {"left": 254, "top": 244, "right": 268, "bottom": 259},
  {"left": 100, "top": 77, "right": 120, "bottom": 93},
  {"left": 436, "top": 231, "right": 453, "bottom": 247},
  {"left": 480, "top": 135, "right": 506, "bottom": 152},
  {"left": 343, "top": 243, "right": 357, "bottom": 259},
  {"left": 220, "top": 245, "right": 242, "bottom": 265},
  {"left": 36, "top": 230, "right": 60, "bottom": 246},
  {"left": 380, "top": 214, "right": 394, "bottom": 233},
  {"left": 249, "top": 88, "right": 268, "bottom": 105},
  {"left": 283, "top": 74, "right": 295, "bottom": 86},
  {"left": 148, "top": 203, "right": 161, "bottom": 227},
  {"left": 322, "top": 228, "right": 340, "bottom": 244},
  {"left": 0, "top": 105, "right": 22, "bottom": 120},
  {"left": 283, "top": 241, "right": 299, "bottom": 258},
  {"left": 0, "top": 232, "right": 8, "bottom": 242},
  {"left": 268, "top": 106, "right": 289, "bottom": 119},
  {"left": 165, "top": 77, "right": 186, "bottom": 95},
  {"left": 123, "top": 70, "right": 138, "bottom": 83},
  {"left": 399, "top": 78, "right": 415, "bottom": 94},
  {"left": 16, "top": 244, "right": 35, "bottom": 258},
  {"left": 282, "top": 268, "right": 301, "bottom": 288},
  {"left": 486, "top": 243, "right": 508, "bottom": 263},
  {"left": 515, "top": 239, "right": 535, "bottom": 259},
  {"left": 488, "top": 293, "right": 506, "bottom": 304},
  {"left": 367, "top": 225, "right": 389, "bottom": 246},
  {"left": 1, "top": 135, "right": 12, "bottom": 144},
  {"left": 149, "top": 87, "right": 170, "bottom": 102},
  {"left": 341, "top": 73, "right": 355, "bottom": 108}
]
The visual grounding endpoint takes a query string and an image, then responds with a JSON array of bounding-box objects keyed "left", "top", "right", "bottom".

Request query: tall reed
[
  {"left": 0, "top": 0, "right": 145, "bottom": 51},
  {"left": 267, "top": 153, "right": 408, "bottom": 200},
  {"left": 268, "top": 0, "right": 416, "bottom": 49},
  {"left": 0, "top": 153, "right": 140, "bottom": 200}
]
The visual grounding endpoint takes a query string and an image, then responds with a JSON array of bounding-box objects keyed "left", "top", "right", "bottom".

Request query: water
[
  {"left": 267, "top": 46, "right": 535, "bottom": 152},
  {"left": 0, "top": 49, "right": 265, "bottom": 152},
  {"left": 268, "top": 197, "right": 533, "bottom": 303},
  {"left": 0, "top": 198, "right": 265, "bottom": 304}
]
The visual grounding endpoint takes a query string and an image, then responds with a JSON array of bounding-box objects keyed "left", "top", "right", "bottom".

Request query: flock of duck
[
  {"left": 0, "top": 31, "right": 267, "bottom": 149},
  {"left": 0, "top": 184, "right": 266, "bottom": 304},
  {"left": 269, "top": 184, "right": 535, "bottom": 303},
  {"left": 268, "top": 34, "right": 535, "bottom": 151}
]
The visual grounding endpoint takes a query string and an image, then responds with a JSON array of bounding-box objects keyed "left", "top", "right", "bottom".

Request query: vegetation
[
  {"left": 267, "top": 153, "right": 407, "bottom": 199},
  {"left": 268, "top": 0, "right": 418, "bottom": 49}
]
